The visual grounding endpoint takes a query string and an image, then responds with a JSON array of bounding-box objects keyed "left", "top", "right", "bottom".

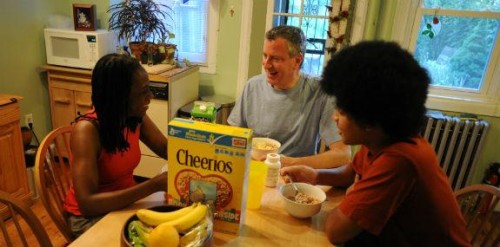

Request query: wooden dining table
[{"left": 69, "top": 182, "right": 345, "bottom": 247}]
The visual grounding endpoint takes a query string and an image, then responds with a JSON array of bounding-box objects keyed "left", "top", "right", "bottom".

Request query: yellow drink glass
[{"left": 246, "top": 160, "right": 268, "bottom": 210}]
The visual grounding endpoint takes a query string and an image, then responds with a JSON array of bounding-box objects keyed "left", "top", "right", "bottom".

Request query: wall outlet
[{"left": 25, "top": 113, "right": 33, "bottom": 127}]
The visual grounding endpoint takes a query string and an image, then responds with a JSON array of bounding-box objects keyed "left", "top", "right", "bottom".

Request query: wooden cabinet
[
  {"left": 41, "top": 65, "right": 200, "bottom": 178},
  {"left": 0, "top": 94, "right": 32, "bottom": 218},
  {"left": 41, "top": 66, "right": 93, "bottom": 129}
]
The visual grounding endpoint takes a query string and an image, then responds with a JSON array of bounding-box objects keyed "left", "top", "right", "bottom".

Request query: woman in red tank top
[{"left": 64, "top": 54, "right": 169, "bottom": 238}]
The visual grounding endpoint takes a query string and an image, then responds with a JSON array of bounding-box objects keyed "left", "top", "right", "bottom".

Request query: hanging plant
[{"left": 422, "top": 12, "right": 441, "bottom": 39}]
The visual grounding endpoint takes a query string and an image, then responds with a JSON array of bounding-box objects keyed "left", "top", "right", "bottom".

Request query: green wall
[
  {"left": 198, "top": 0, "right": 242, "bottom": 98},
  {"left": 0, "top": 0, "right": 64, "bottom": 139},
  {"left": 248, "top": 1, "right": 268, "bottom": 78}
]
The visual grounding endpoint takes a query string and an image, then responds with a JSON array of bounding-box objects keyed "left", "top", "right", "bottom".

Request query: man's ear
[{"left": 295, "top": 52, "right": 304, "bottom": 68}]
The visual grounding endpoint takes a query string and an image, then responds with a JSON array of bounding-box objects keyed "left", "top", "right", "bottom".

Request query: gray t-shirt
[{"left": 228, "top": 74, "right": 340, "bottom": 157}]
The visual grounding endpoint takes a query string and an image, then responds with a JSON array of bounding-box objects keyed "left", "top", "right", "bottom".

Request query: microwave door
[
  {"left": 51, "top": 36, "right": 80, "bottom": 59},
  {"left": 47, "top": 34, "right": 85, "bottom": 68}
]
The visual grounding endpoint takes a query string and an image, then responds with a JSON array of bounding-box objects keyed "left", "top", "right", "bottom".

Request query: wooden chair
[
  {"left": 34, "top": 125, "right": 75, "bottom": 242},
  {"left": 455, "top": 184, "right": 500, "bottom": 247},
  {"left": 0, "top": 191, "right": 53, "bottom": 247}
]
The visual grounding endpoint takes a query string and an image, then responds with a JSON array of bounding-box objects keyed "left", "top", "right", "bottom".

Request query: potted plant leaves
[
  {"left": 159, "top": 32, "right": 177, "bottom": 64},
  {"left": 107, "top": 0, "right": 174, "bottom": 63}
]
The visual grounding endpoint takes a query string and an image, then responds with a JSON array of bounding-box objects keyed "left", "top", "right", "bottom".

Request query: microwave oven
[{"left": 44, "top": 28, "right": 117, "bottom": 69}]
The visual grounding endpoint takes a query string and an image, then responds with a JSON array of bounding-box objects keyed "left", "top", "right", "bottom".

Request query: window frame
[
  {"left": 155, "top": 0, "right": 218, "bottom": 74},
  {"left": 201, "top": 0, "right": 218, "bottom": 74},
  {"left": 393, "top": 1, "right": 500, "bottom": 117}
]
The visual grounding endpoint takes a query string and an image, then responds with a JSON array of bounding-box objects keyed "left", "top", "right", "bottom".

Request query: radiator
[{"left": 422, "top": 111, "right": 489, "bottom": 190}]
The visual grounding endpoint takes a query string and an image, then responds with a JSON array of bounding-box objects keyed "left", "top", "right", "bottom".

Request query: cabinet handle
[
  {"left": 50, "top": 75, "right": 90, "bottom": 83},
  {"left": 54, "top": 98, "right": 71, "bottom": 104},
  {"left": 76, "top": 101, "right": 92, "bottom": 107}
]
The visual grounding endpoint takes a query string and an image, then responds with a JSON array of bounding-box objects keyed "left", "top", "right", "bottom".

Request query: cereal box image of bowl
[{"left": 167, "top": 118, "right": 252, "bottom": 235}]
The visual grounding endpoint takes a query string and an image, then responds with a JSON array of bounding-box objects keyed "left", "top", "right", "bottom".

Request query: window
[
  {"left": 267, "top": 0, "right": 331, "bottom": 77},
  {"left": 395, "top": 1, "right": 500, "bottom": 116},
  {"left": 157, "top": 0, "right": 218, "bottom": 73}
]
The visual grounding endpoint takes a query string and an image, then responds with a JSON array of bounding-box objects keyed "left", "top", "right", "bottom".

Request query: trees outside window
[{"left": 400, "top": 0, "right": 500, "bottom": 116}]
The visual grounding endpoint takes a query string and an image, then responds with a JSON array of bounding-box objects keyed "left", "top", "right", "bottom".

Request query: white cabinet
[{"left": 136, "top": 66, "right": 199, "bottom": 178}]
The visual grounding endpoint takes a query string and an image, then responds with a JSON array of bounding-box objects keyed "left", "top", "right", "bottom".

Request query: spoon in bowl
[{"left": 286, "top": 175, "right": 301, "bottom": 198}]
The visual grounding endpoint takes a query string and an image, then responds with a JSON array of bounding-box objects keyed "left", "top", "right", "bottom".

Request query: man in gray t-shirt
[{"left": 228, "top": 26, "right": 351, "bottom": 168}]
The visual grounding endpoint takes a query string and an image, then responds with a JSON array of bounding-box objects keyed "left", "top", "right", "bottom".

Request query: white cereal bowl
[
  {"left": 251, "top": 137, "right": 281, "bottom": 160},
  {"left": 279, "top": 183, "right": 327, "bottom": 218}
]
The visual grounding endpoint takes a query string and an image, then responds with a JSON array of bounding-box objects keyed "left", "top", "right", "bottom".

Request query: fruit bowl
[{"left": 121, "top": 205, "right": 213, "bottom": 247}]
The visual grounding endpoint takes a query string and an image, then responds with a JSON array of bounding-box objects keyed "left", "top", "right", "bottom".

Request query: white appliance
[
  {"left": 135, "top": 82, "right": 169, "bottom": 178},
  {"left": 134, "top": 67, "right": 200, "bottom": 178},
  {"left": 44, "top": 28, "right": 117, "bottom": 69}
]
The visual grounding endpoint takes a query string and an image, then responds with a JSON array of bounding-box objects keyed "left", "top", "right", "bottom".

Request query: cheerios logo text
[{"left": 176, "top": 149, "right": 233, "bottom": 174}]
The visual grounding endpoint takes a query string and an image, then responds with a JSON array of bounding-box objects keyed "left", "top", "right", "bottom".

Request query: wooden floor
[{"left": 1, "top": 198, "right": 68, "bottom": 247}]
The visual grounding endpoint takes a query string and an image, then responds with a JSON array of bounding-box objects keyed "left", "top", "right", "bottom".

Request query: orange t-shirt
[
  {"left": 338, "top": 137, "right": 470, "bottom": 246},
  {"left": 63, "top": 118, "right": 141, "bottom": 216}
]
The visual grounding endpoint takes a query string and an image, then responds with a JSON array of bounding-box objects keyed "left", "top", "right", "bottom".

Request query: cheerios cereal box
[{"left": 166, "top": 118, "right": 252, "bottom": 235}]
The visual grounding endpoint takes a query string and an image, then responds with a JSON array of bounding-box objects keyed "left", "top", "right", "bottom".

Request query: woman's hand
[
  {"left": 280, "top": 165, "right": 318, "bottom": 185},
  {"left": 150, "top": 171, "right": 168, "bottom": 192}
]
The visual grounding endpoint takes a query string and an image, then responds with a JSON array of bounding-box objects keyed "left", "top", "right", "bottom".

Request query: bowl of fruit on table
[{"left": 121, "top": 203, "right": 213, "bottom": 247}]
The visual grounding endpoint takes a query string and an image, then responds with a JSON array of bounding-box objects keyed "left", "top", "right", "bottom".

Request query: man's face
[{"left": 262, "top": 38, "right": 302, "bottom": 90}]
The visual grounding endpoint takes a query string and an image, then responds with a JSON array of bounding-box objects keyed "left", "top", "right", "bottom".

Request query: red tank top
[{"left": 63, "top": 115, "right": 141, "bottom": 215}]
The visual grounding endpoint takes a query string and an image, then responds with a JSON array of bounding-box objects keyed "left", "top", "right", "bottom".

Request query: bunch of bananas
[{"left": 127, "top": 203, "right": 212, "bottom": 247}]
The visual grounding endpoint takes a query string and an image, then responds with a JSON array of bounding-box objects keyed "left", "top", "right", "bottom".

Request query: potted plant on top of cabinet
[{"left": 107, "top": 0, "right": 174, "bottom": 62}]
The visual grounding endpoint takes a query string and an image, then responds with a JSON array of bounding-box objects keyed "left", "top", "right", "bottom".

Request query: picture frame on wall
[{"left": 73, "top": 3, "right": 96, "bottom": 31}]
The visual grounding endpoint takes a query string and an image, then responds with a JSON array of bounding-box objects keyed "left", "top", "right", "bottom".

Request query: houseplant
[{"left": 107, "top": 0, "right": 174, "bottom": 62}]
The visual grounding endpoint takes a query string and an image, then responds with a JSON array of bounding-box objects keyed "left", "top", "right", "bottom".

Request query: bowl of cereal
[
  {"left": 279, "top": 182, "right": 326, "bottom": 218},
  {"left": 251, "top": 137, "right": 281, "bottom": 160}
]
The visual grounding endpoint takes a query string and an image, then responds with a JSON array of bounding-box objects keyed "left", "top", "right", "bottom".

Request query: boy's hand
[{"left": 280, "top": 165, "right": 318, "bottom": 185}]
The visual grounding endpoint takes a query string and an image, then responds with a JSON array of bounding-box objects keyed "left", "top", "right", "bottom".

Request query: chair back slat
[
  {"left": 0, "top": 207, "right": 15, "bottom": 247},
  {"left": 481, "top": 215, "right": 500, "bottom": 246},
  {"left": 9, "top": 204, "right": 29, "bottom": 246},
  {"left": 35, "top": 125, "right": 75, "bottom": 243},
  {"left": 0, "top": 191, "right": 53, "bottom": 247},
  {"left": 48, "top": 155, "right": 69, "bottom": 203},
  {"left": 57, "top": 131, "right": 73, "bottom": 194},
  {"left": 455, "top": 184, "right": 500, "bottom": 247}
]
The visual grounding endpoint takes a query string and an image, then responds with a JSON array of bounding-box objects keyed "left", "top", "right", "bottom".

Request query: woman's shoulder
[
  {"left": 73, "top": 118, "right": 99, "bottom": 138},
  {"left": 71, "top": 118, "right": 102, "bottom": 157}
]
